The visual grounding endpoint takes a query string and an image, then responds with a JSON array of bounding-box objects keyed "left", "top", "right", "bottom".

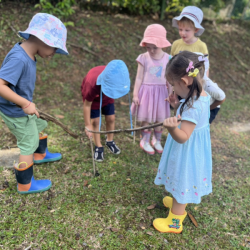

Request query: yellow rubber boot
[
  {"left": 163, "top": 196, "right": 187, "bottom": 209},
  {"left": 153, "top": 209, "right": 187, "bottom": 234}
]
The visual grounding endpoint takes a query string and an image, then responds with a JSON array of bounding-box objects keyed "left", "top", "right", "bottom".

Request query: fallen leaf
[
  {"left": 110, "top": 227, "right": 119, "bottom": 232},
  {"left": 140, "top": 226, "right": 145, "bottom": 230},
  {"left": 232, "top": 130, "right": 240, "bottom": 135},
  {"left": 187, "top": 212, "right": 198, "bottom": 228},
  {"left": 64, "top": 167, "right": 70, "bottom": 174},
  {"left": 126, "top": 178, "right": 131, "bottom": 181},
  {"left": 82, "top": 172, "right": 92, "bottom": 177},
  {"left": 88, "top": 184, "right": 92, "bottom": 188},
  {"left": 110, "top": 172, "right": 117, "bottom": 177},
  {"left": 83, "top": 180, "right": 88, "bottom": 187},
  {"left": 55, "top": 115, "right": 64, "bottom": 119},
  {"left": 146, "top": 231, "right": 153, "bottom": 236},
  {"left": 194, "top": 206, "right": 198, "bottom": 210},
  {"left": 147, "top": 204, "right": 156, "bottom": 210},
  {"left": 50, "top": 209, "right": 55, "bottom": 213}
]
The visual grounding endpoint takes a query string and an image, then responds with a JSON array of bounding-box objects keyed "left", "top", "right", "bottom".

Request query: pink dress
[{"left": 131, "top": 52, "right": 171, "bottom": 123}]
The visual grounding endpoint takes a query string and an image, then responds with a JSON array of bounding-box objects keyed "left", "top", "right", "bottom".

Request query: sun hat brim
[
  {"left": 140, "top": 37, "right": 171, "bottom": 48},
  {"left": 18, "top": 31, "right": 69, "bottom": 55},
  {"left": 172, "top": 15, "right": 204, "bottom": 36},
  {"left": 96, "top": 60, "right": 130, "bottom": 99}
]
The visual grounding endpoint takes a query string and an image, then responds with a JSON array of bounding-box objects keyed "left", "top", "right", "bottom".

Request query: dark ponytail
[{"left": 166, "top": 51, "right": 205, "bottom": 116}]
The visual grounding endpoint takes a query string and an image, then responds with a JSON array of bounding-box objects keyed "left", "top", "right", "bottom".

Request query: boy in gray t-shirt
[{"left": 0, "top": 13, "right": 68, "bottom": 194}]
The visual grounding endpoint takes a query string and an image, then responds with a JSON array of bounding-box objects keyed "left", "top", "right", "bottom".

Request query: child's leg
[
  {"left": 172, "top": 198, "right": 186, "bottom": 215},
  {"left": 91, "top": 117, "right": 102, "bottom": 147},
  {"left": 140, "top": 121, "right": 155, "bottom": 155},
  {"left": 0, "top": 112, "right": 52, "bottom": 194},
  {"left": 97, "top": 103, "right": 120, "bottom": 155},
  {"left": 105, "top": 114, "right": 115, "bottom": 142},
  {"left": 151, "top": 123, "right": 163, "bottom": 154},
  {"left": 34, "top": 119, "right": 62, "bottom": 164},
  {"left": 19, "top": 154, "right": 33, "bottom": 169}
]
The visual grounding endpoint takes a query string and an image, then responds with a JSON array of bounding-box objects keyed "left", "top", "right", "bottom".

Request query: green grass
[{"left": 0, "top": 3, "right": 250, "bottom": 249}]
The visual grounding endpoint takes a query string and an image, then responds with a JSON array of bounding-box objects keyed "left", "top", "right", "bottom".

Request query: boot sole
[
  {"left": 34, "top": 155, "right": 62, "bottom": 164},
  {"left": 17, "top": 183, "right": 52, "bottom": 194}
]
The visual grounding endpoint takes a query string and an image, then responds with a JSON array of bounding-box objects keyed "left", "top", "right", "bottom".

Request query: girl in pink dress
[{"left": 131, "top": 24, "right": 172, "bottom": 155}]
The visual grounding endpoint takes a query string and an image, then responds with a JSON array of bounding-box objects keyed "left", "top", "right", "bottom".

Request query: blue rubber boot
[
  {"left": 34, "top": 135, "right": 62, "bottom": 164},
  {"left": 14, "top": 162, "right": 52, "bottom": 194}
]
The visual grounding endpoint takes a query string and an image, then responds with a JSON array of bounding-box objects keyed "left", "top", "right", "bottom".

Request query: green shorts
[{"left": 0, "top": 111, "right": 47, "bottom": 155}]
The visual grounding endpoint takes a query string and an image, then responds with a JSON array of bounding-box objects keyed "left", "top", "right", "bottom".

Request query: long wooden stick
[
  {"left": 37, "top": 109, "right": 79, "bottom": 139},
  {"left": 89, "top": 138, "right": 96, "bottom": 177},
  {"left": 85, "top": 119, "right": 181, "bottom": 134}
]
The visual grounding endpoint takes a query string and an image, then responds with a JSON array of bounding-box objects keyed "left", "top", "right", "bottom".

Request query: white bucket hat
[
  {"left": 18, "top": 13, "right": 68, "bottom": 55},
  {"left": 172, "top": 6, "right": 204, "bottom": 36}
]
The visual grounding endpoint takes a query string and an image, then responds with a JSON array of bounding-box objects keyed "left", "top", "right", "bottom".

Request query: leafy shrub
[{"left": 35, "top": 0, "right": 75, "bottom": 26}]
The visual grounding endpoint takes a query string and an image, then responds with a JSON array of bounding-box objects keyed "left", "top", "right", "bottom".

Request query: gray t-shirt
[{"left": 0, "top": 43, "right": 36, "bottom": 117}]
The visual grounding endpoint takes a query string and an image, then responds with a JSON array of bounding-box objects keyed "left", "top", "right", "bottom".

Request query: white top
[{"left": 195, "top": 53, "right": 225, "bottom": 107}]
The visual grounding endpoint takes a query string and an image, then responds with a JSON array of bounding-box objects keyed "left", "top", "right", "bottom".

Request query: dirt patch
[{"left": 229, "top": 122, "right": 250, "bottom": 133}]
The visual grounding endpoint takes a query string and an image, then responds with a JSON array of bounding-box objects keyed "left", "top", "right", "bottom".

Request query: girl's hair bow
[
  {"left": 188, "top": 68, "right": 199, "bottom": 77},
  {"left": 186, "top": 61, "right": 194, "bottom": 73},
  {"left": 198, "top": 55, "right": 208, "bottom": 63}
]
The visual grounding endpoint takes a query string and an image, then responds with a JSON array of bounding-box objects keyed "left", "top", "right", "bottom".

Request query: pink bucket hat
[{"left": 140, "top": 24, "right": 171, "bottom": 48}]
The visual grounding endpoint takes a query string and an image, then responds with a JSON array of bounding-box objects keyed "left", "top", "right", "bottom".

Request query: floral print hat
[{"left": 18, "top": 13, "right": 68, "bottom": 55}]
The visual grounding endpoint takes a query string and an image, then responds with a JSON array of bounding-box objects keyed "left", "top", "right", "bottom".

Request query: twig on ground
[
  {"left": 68, "top": 42, "right": 103, "bottom": 60},
  {"left": 0, "top": 17, "right": 21, "bottom": 38},
  {"left": 231, "top": 52, "right": 248, "bottom": 71}
]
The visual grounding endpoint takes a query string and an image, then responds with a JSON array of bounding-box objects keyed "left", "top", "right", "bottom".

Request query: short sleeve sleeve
[
  {"left": 180, "top": 104, "right": 202, "bottom": 125},
  {"left": 136, "top": 54, "right": 145, "bottom": 66},
  {"left": 0, "top": 59, "right": 25, "bottom": 86},
  {"left": 201, "top": 43, "right": 208, "bottom": 55},
  {"left": 170, "top": 41, "right": 177, "bottom": 56}
]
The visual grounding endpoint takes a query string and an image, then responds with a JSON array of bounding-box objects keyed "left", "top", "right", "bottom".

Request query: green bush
[{"left": 35, "top": 0, "right": 75, "bottom": 26}]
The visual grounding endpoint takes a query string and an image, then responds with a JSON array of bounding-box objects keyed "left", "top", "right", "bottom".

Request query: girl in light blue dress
[{"left": 153, "top": 51, "right": 212, "bottom": 234}]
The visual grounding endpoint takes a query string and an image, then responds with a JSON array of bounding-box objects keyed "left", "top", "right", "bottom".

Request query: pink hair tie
[{"left": 186, "top": 61, "right": 194, "bottom": 73}]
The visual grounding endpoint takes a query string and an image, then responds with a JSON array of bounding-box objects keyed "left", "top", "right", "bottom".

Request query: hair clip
[
  {"left": 188, "top": 68, "right": 199, "bottom": 77},
  {"left": 186, "top": 61, "right": 194, "bottom": 73},
  {"left": 198, "top": 55, "right": 208, "bottom": 63}
]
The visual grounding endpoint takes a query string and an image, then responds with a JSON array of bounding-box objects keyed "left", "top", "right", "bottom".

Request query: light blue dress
[{"left": 154, "top": 94, "right": 212, "bottom": 204}]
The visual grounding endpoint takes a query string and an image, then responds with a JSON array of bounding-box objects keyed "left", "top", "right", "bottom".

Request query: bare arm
[
  {"left": 133, "top": 63, "right": 144, "bottom": 105},
  {"left": 83, "top": 99, "right": 93, "bottom": 138},
  {"left": 0, "top": 78, "right": 39, "bottom": 117},
  {"left": 163, "top": 115, "right": 196, "bottom": 144},
  {"left": 210, "top": 98, "right": 225, "bottom": 110}
]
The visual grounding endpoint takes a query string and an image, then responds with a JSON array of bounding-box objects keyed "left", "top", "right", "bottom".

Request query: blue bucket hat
[
  {"left": 97, "top": 60, "right": 130, "bottom": 98},
  {"left": 18, "top": 13, "right": 68, "bottom": 55},
  {"left": 96, "top": 60, "right": 132, "bottom": 131}
]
